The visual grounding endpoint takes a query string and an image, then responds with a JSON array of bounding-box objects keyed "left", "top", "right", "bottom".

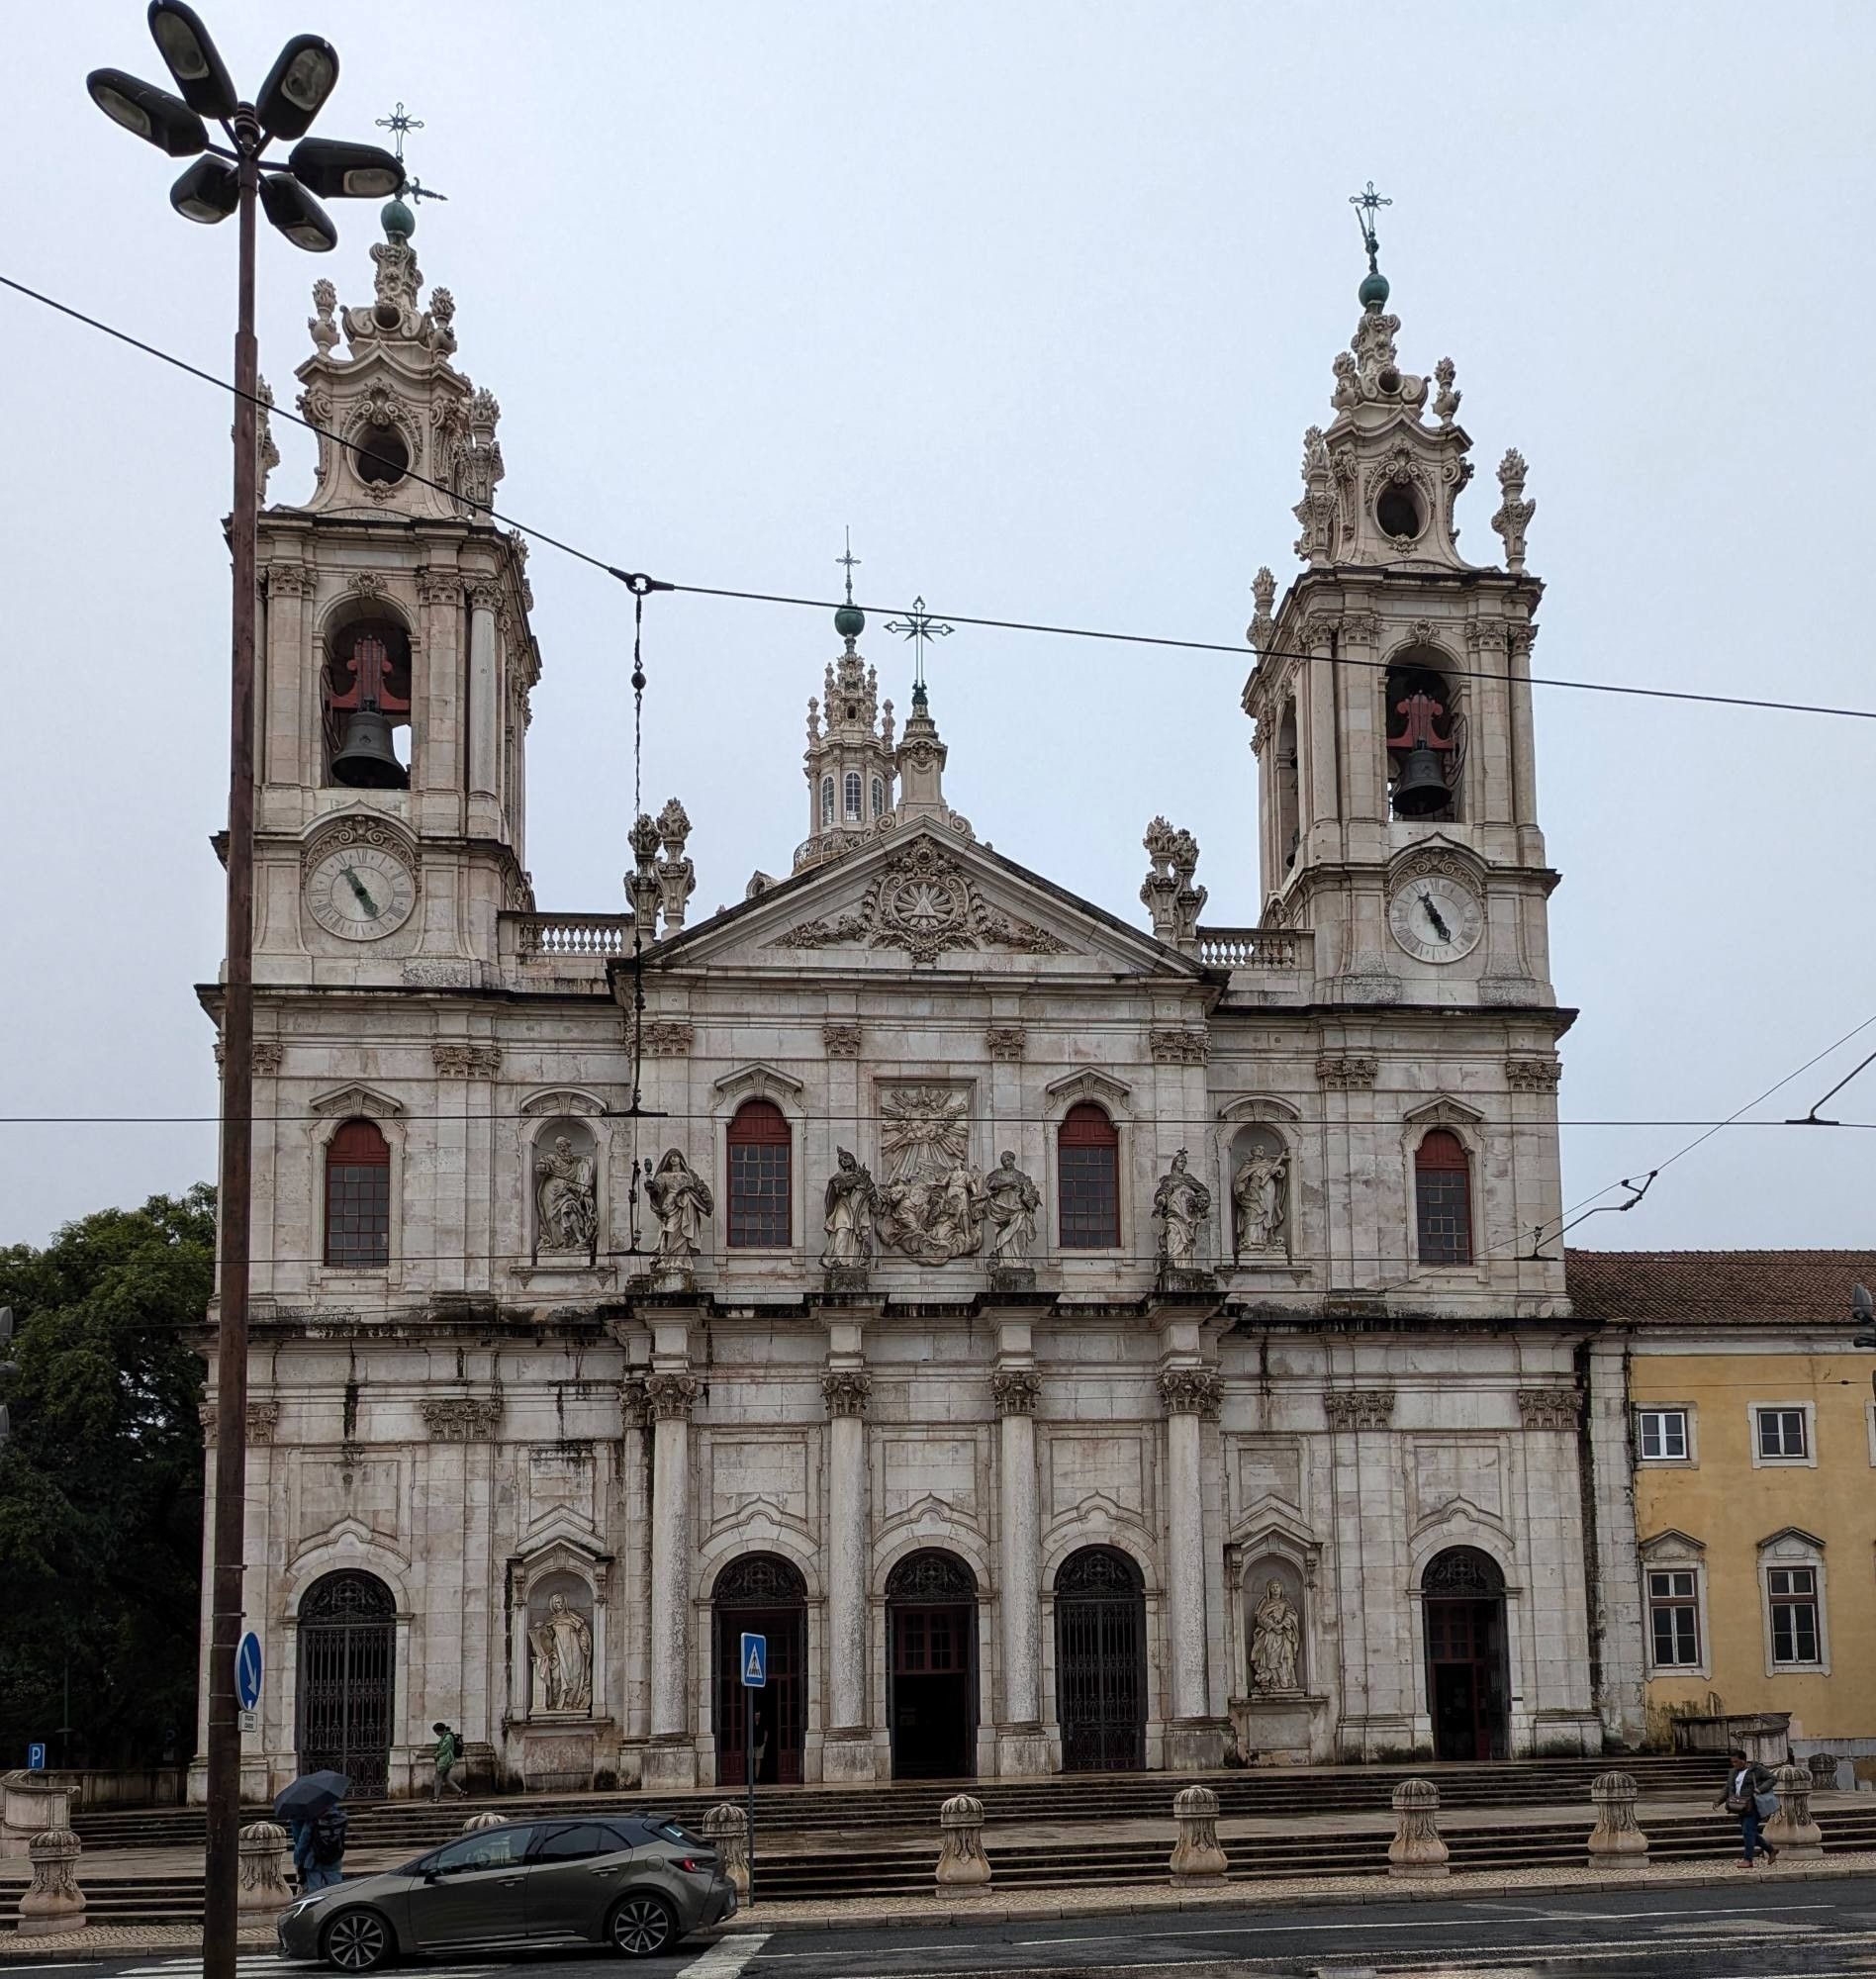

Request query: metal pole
[
  {"left": 745, "top": 1684, "right": 755, "bottom": 1910},
  {"left": 201, "top": 113, "right": 261, "bottom": 1979}
]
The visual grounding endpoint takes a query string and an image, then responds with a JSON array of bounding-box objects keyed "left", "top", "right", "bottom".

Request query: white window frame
[
  {"left": 1758, "top": 1531, "right": 1829, "bottom": 1676},
  {"left": 872, "top": 775, "right": 886, "bottom": 818},
  {"left": 1748, "top": 1400, "right": 1817, "bottom": 1468},
  {"left": 819, "top": 775, "right": 835, "bottom": 826},
  {"left": 1636, "top": 1404, "right": 1696, "bottom": 1465},
  {"left": 1644, "top": 1566, "right": 1704, "bottom": 1672},
  {"left": 1864, "top": 1401, "right": 1876, "bottom": 1467},
  {"left": 1638, "top": 1531, "right": 1710, "bottom": 1680}
]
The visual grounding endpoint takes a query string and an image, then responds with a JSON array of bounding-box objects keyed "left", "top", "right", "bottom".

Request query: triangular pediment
[{"left": 631, "top": 824, "right": 1202, "bottom": 981}]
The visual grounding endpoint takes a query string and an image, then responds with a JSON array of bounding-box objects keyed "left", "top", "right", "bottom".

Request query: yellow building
[{"left": 1569, "top": 1250, "right": 1876, "bottom": 1764}]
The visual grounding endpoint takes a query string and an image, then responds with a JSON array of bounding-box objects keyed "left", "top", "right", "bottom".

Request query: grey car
[{"left": 276, "top": 1815, "right": 737, "bottom": 1968}]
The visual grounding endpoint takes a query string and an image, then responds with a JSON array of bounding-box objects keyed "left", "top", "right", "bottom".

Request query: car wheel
[
  {"left": 322, "top": 1908, "right": 394, "bottom": 1973},
  {"left": 608, "top": 1893, "right": 677, "bottom": 1958}
]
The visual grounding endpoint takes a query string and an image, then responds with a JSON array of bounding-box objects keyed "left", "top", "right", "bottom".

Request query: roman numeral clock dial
[
  {"left": 306, "top": 843, "right": 417, "bottom": 940},
  {"left": 1387, "top": 873, "right": 1482, "bottom": 964}
]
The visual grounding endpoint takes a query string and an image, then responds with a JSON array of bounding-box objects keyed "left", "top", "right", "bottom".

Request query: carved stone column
[
  {"left": 992, "top": 1361, "right": 1046, "bottom": 1775},
  {"left": 643, "top": 1367, "right": 699, "bottom": 1790},
  {"left": 820, "top": 1365, "right": 875, "bottom": 1782},
  {"left": 1160, "top": 1363, "right": 1224, "bottom": 1767}
]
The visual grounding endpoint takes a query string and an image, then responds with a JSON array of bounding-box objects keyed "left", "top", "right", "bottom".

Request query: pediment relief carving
[
  {"left": 288, "top": 1515, "right": 409, "bottom": 1571},
  {"left": 1758, "top": 1526, "right": 1826, "bottom": 1557},
  {"left": 1217, "top": 1094, "right": 1302, "bottom": 1125},
  {"left": 1045, "top": 1069, "right": 1133, "bottom": 1115},
  {"left": 704, "top": 1495, "right": 815, "bottom": 1551},
  {"left": 1639, "top": 1528, "right": 1707, "bottom": 1560},
  {"left": 514, "top": 1533, "right": 613, "bottom": 1600},
  {"left": 877, "top": 1491, "right": 983, "bottom": 1541},
  {"left": 310, "top": 1082, "right": 406, "bottom": 1118},
  {"left": 713, "top": 1062, "right": 806, "bottom": 1104},
  {"left": 519, "top": 1087, "right": 608, "bottom": 1119},
  {"left": 1403, "top": 1094, "right": 1487, "bottom": 1129},
  {"left": 1386, "top": 834, "right": 1487, "bottom": 889}
]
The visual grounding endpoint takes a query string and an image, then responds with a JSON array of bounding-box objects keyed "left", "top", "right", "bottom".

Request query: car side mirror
[{"left": 422, "top": 1869, "right": 442, "bottom": 1885}]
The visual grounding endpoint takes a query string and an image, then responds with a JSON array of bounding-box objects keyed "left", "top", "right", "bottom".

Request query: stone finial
[
  {"left": 237, "top": 1821, "right": 293, "bottom": 1916},
  {"left": 1765, "top": 1761, "right": 1825, "bottom": 1860},
  {"left": 626, "top": 812, "right": 663, "bottom": 938},
  {"left": 1492, "top": 447, "right": 1536, "bottom": 572},
  {"left": 701, "top": 1803, "right": 750, "bottom": 1897},
  {"left": 1586, "top": 1771, "right": 1648, "bottom": 1868},
  {"left": 17, "top": 1827, "right": 85, "bottom": 1936},
  {"left": 457, "top": 388, "right": 505, "bottom": 514},
  {"left": 309, "top": 277, "right": 339, "bottom": 355},
  {"left": 1386, "top": 1778, "right": 1450, "bottom": 1879},
  {"left": 1140, "top": 818, "right": 1205, "bottom": 953},
  {"left": 253, "top": 379, "right": 280, "bottom": 506},
  {"left": 462, "top": 1810, "right": 509, "bottom": 1834},
  {"left": 805, "top": 696, "right": 821, "bottom": 744},
  {"left": 655, "top": 799, "right": 697, "bottom": 933},
  {"left": 1248, "top": 565, "right": 1277, "bottom": 653},
  {"left": 936, "top": 1793, "right": 991, "bottom": 1888},
  {"left": 1432, "top": 356, "right": 1461, "bottom": 424},
  {"left": 1292, "top": 428, "right": 1335, "bottom": 566},
  {"left": 1170, "top": 1785, "right": 1229, "bottom": 1885}
]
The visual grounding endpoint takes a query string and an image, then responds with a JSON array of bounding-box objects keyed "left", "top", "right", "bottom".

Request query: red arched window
[
  {"left": 1414, "top": 1129, "right": 1473, "bottom": 1267},
  {"left": 1058, "top": 1102, "right": 1120, "bottom": 1249},
  {"left": 727, "top": 1099, "right": 791, "bottom": 1248},
  {"left": 326, "top": 1118, "right": 391, "bottom": 1268}
]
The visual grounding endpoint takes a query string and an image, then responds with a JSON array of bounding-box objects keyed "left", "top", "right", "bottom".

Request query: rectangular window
[
  {"left": 1637, "top": 1409, "right": 1689, "bottom": 1461},
  {"left": 1756, "top": 1408, "right": 1808, "bottom": 1461},
  {"left": 1646, "top": 1569, "right": 1701, "bottom": 1667},
  {"left": 1768, "top": 1566, "right": 1821, "bottom": 1664},
  {"left": 326, "top": 1162, "right": 390, "bottom": 1268},
  {"left": 727, "top": 1143, "right": 791, "bottom": 1248},
  {"left": 1414, "top": 1172, "right": 1472, "bottom": 1267},
  {"left": 1059, "top": 1146, "right": 1120, "bottom": 1249}
]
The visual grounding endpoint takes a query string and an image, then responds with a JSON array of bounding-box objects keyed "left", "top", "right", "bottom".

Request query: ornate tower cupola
[
  {"left": 796, "top": 542, "right": 898, "bottom": 872},
  {"left": 1242, "top": 188, "right": 1554, "bottom": 1009}
]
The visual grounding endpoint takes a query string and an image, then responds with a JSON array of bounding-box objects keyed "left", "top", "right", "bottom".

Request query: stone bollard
[
  {"left": 16, "top": 1828, "right": 85, "bottom": 1937},
  {"left": 1386, "top": 1778, "right": 1450, "bottom": 1879},
  {"left": 1765, "top": 1761, "right": 1825, "bottom": 1861},
  {"left": 236, "top": 1821, "right": 294, "bottom": 1917},
  {"left": 1169, "top": 1784, "right": 1230, "bottom": 1885},
  {"left": 1808, "top": 1751, "right": 1837, "bottom": 1790},
  {"left": 700, "top": 1804, "right": 750, "bottom": 1899},
  {"left": 461, "top": 1810, "right": 509, "bottom": 1834},
  {"left": 935, "top": 1793, "right": 992, "bottom": 1888},
  {"left": 1586, "top": 1771, "right": 1649, "bottom": 1868}
]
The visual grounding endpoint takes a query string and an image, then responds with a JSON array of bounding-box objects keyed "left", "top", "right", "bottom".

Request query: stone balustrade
[
  {"left": 502, "top": 912, "right": 631, "bottom": 962},
  {"left": 936, "top": 1793, "right": 992, "bottom": 1888},
  {"left": 1386, "top": 1777, "right": 1450, "bottom": 1878},
  {"left": 1195, "top": 927, "right": 1310, "bottom": 970}
]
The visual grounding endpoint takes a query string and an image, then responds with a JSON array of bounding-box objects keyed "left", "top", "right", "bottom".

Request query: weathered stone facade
[{"left": 193, "top": 224, "right": 1630, "bottom": 1800}]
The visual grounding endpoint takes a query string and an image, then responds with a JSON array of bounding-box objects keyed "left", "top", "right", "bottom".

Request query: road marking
[{"left": 680, "top": 1935, "right": 771, "bottom": 1978}]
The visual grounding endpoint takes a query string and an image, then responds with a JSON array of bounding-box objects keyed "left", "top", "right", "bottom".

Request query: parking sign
[{"left": 26, "top": 1743, "right": 46, "bottom": 1771}]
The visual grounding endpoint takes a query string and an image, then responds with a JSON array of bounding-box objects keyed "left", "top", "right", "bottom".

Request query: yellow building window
[
  {"left": 1768, "top": 1566, "right": 1821, "bottom": 1665},
  {"left": 1646, "top": 1570, "right": 1700, "bottom": 1667}
]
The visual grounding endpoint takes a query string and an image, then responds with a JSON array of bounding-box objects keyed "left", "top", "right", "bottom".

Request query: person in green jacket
[{"left": 431, "top": 1721, "right": 468, "bottom": 1799}]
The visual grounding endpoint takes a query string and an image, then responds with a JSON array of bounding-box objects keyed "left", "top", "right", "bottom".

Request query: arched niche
[
  {"left": 1227, "top": 1123, "right": 1291, "bottom": 1264},
  {"left": 522, "top": 1567, "right": 598, "bottom": 1718},
  {"left": 530, "top": 1116, "right": 601, "bottom": 1262},
  {"left": 1382, "top": 641, "right": 1465, "bottom": 822},
  {"left": 1244, "top": 1555, "right": 1307, "bottom": 1695}
]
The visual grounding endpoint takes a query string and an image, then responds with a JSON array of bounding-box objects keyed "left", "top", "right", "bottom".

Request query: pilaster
[{"left": 820, "top": 1307, "right": 878, "bottom": 1782}]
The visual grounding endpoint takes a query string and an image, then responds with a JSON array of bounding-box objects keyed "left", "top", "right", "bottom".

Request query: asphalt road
[{"left": 33, "top": 1879, "right": 1876, "bottom": 1978}]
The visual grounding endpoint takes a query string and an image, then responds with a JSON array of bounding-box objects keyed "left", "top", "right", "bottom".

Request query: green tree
[{"left": 0, "top": 1185, "right": 213, "bottom": 1768}]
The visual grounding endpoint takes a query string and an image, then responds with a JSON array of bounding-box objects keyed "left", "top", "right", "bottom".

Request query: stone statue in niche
[
  {"left": 985, "top": 1152, "right": 1040, "bottom": 1266},
  {"left": 1231, "top": 1133, "right": 1290, "bottom": 1261},
  {"left": 1154, "top": 1149, "right": 1211, "bottom": 1273},
  {"left": 645, "top": 1148, "right": 712, "bottom": 1285},
  {"left": 527, "top": 1589, "right": 594, "bottom": 1714},
  {"left": 1250, "top": 1576, "right": 1301, "bottom": 1694},
  {"left": 875, "top": 1086, "right": 985, "bottom": 1264},
  {"left": 535, "top": 1133, "right": 597, "bottom": 1255},
  {"left": 820, "top": 1148, "right": 878, "bottom": 1273}
]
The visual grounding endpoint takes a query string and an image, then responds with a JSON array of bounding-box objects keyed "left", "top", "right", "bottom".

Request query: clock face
[
  {"left": 306, "top": 844, "right": 417, "bottom": 941},
  {"left": 1388, "top": 874, "right": 1482, "bottom": 964}
]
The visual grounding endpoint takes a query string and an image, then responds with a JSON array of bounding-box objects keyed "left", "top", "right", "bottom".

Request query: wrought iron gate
[
  {"left": 296, "top": 1570, "right": 395, "bottom": 1796},
  {"left": 1055, "top": 1547, "right": 1146, "bottom": 1771},
  {"left": 713, "top": 1554, "right": 807, "bottom": 1786}
]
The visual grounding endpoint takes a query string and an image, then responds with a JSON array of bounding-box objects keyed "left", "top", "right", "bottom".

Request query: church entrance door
[
  {"left": 711, "top": 1555, "right": 807, "bottom": 1787},
  {"left": 1054, "top": 1546, "right": 1146, "bottom": 1771},
  {"left": 1422, "top": 1548, "right": 1510, "bottom": 1761},
  {"left": 887, "top": 1550, "right": 978, "bottom": 1780},
  {"left": 296, "top": 1570, "right": 395, "bottom": 1797}
]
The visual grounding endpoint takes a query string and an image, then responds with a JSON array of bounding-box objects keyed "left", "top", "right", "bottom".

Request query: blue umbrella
[{"left": 274, "top": 1770, "right": 350, "bottom": 1821}]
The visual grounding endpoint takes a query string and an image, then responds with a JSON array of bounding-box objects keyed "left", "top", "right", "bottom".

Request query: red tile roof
[{"left": 1565, "top": 1249, "right": 1876, "bottom": 1327}]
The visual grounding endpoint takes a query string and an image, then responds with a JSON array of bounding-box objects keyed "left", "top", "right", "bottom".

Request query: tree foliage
[{"left": 0, "top": 1186, "right": 213, "bottom": 1768}]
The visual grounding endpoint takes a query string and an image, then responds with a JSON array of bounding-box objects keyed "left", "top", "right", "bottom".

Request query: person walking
[
  {"left": 1715, "top": 1747, "right": 1781, "bottom": 1867},
  {"left": 291, "top": 1798, "right": 348, "bottom": 1891},
  {"left": 431, "top": 1721, "right": 469, "bottom": 1799}
]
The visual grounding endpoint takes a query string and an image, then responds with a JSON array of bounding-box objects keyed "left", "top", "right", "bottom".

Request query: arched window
[
  {"left": 325, "top": 1119, "right": 390, "bottom": 1268},
  {"left": 1058, "top": 1102, "right": 1120, "bottom": 1249},
  {"left": 727, "top": 1099, "right": 791, "bottom": 1248},
  {"left": 1384, "top": 651, "right": 1459, "bottom": 820},
  {"left": 820, "top": 776, "right": 835, "bottom": 827},
  {"left": 844, "top": 770, "right": 863, "bottom": 819},
  {"left": 872, "top": 776, "right": 886, "bottom": 818},
  {"left": 1414, "top": 1129, "right": 1472, "bottom": 1267}
]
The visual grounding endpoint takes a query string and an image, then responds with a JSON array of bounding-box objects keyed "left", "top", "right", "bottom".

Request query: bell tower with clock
[
  {"left": 1242, "top": 194, "right": 1555, "bottom": 1011},
  {"left": 246, "top": 196, "right": 537, "bottom": 987}
]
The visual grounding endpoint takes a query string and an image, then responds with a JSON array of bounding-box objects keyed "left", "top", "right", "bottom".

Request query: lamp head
[
  {"left": 146, "top": 2, "right": 237, "bottom": 120},
  {"left": 259, "top": 171, "right": 336, "bottom": 251},
  {"left": 255, "top": 34, "right": 338, "bottom": 141},
  {"left": 86, "top": 67, "right": 210, "bottom": 157}
]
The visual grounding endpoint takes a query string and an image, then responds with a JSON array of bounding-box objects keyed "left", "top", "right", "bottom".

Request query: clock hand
[
  {"left": 1418, "top": 892, "right": 1454, "bottom": 944},
  {"left": 342, "top": 868, "right": 382, "bottom": 918}
]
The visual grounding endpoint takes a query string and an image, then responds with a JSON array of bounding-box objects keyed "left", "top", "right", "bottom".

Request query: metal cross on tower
[
  {"left": 376, "top": 100, "right": 448, "bottom": 205},
  {"left": 885, "top": 596, "right": 953, "bottom": 694},
  {"left": 837, "top": 526, "right": 860, "bottom": 603},
  {"left": 1350, "top": 179, "right": 1391, "bottom": 273}
]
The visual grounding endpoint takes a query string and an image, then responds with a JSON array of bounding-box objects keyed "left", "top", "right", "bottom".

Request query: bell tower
[
  {"left": 249, "top": 196, "right": 537, "bottom": 984},
  {"left": 1242, "top": 197, "right": 1554, "bottom": 1008}
]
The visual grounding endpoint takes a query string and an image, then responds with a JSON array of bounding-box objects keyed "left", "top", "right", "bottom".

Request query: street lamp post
[{"left": 86, "top": 13, "right": 402, "bottom": 1979}]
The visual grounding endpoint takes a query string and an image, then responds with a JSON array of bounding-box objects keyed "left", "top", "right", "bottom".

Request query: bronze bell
[
  {"left": 330, "top": 707, "right": 407, "bottom": 789},
  {"left": 1390, "top": 745, "right": 1452, "bottom": 817}
]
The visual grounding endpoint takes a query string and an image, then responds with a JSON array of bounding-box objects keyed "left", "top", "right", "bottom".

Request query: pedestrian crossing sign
[{"left": 740, "top": 1631, "right": 767, "bottom": 1687}]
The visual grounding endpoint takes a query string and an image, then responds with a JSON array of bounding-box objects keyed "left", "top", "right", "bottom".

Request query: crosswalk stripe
[{"left": 680, "top": 1935, "right": 772, "bottom": 1978}]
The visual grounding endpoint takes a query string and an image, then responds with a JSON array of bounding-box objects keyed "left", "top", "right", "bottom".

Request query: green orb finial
[
  {"left": 1359, "top": 267, "right": 1390, "bottom": 309},
  {"left": 381, "top": 196, "right": 416, "bottom": 242},
  {"left": 835, "top": 602, "right": 865, "bottom": 642}
]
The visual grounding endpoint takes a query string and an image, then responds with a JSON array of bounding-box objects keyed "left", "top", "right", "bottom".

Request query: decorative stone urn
[
  {"left": 16, "top": 1827, "right": 85, "bottom": 1936},
  {"left": 701, "top": 1803, "right": 750, "bottom": 1897},
  {"left": 1169, "top": 1784, "right": 1229, "bottom": 1884},
  {"left": 1, "top": 1773, "right": 74, "bottom": 1862},
  {"left": 461, "top": 1810, "right": 509, "bottom": 1834},
  {"left": 1586, "top": 1771, "right": 1648, "bottom": 1867},
  {"left": 935, "top": 1793, "right": 992, "bottom": 1888},
  {"left": 1765, "top": 1761, "right": 1825, "bottom": 1860},
  {"left": 1386, "top": 1777, "right": 1450, "bottom": 1879},
  {"left": 236, "top": 1821, "right": 294, "bottom": 1915}
]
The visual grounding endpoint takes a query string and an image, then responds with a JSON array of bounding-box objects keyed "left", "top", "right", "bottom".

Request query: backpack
[{"left": 312, "top": 1807, "right": 348, "bottom": 1865}]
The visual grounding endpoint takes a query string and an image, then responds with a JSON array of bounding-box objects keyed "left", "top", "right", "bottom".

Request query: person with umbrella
[{"left": 275, "top": 1771, "right": 350, "bottom": 1893}]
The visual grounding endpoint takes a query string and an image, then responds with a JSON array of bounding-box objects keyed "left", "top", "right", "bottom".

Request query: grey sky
[{"left": 4, "top": 1, "right": 1872, "bottom": 1249}]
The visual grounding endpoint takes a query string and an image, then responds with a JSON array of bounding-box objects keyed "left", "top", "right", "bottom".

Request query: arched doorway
[
  {"left": 1422, "top": 1547, "right": 1510, "bottom": 1760},
  {"left": 712, "top": 1555, "right": 806, "bottom": 1786},
  {"left": 1054, "top": 1547, "right": 1146, "bottom": 1771},
  {"left": 296, "top": 1570, "right": 395, "bottom": 1796},
  {"left": 887, "top": 1550, "right": 978, "bottom": 1779}
]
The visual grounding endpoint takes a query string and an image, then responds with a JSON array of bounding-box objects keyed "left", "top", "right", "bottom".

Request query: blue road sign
[
  {"left": 235, "top": 1630, "right": 264, "bottom": 1712},
  {"left": 740, "top": 1631, "right": 767, "bottom": 1688},
  {"left": 26, "top": 1743, "right": 46, "bottom": 1771}
]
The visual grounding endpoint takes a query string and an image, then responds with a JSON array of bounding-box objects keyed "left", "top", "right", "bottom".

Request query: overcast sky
[{"left": 3, "top": 1, "right": 1872, "bottom": 1252}]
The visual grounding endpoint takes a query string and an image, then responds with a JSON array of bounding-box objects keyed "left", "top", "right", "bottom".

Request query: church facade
[{"left": 195, "top": 208, "right": 1646, "bottom": 1802}]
